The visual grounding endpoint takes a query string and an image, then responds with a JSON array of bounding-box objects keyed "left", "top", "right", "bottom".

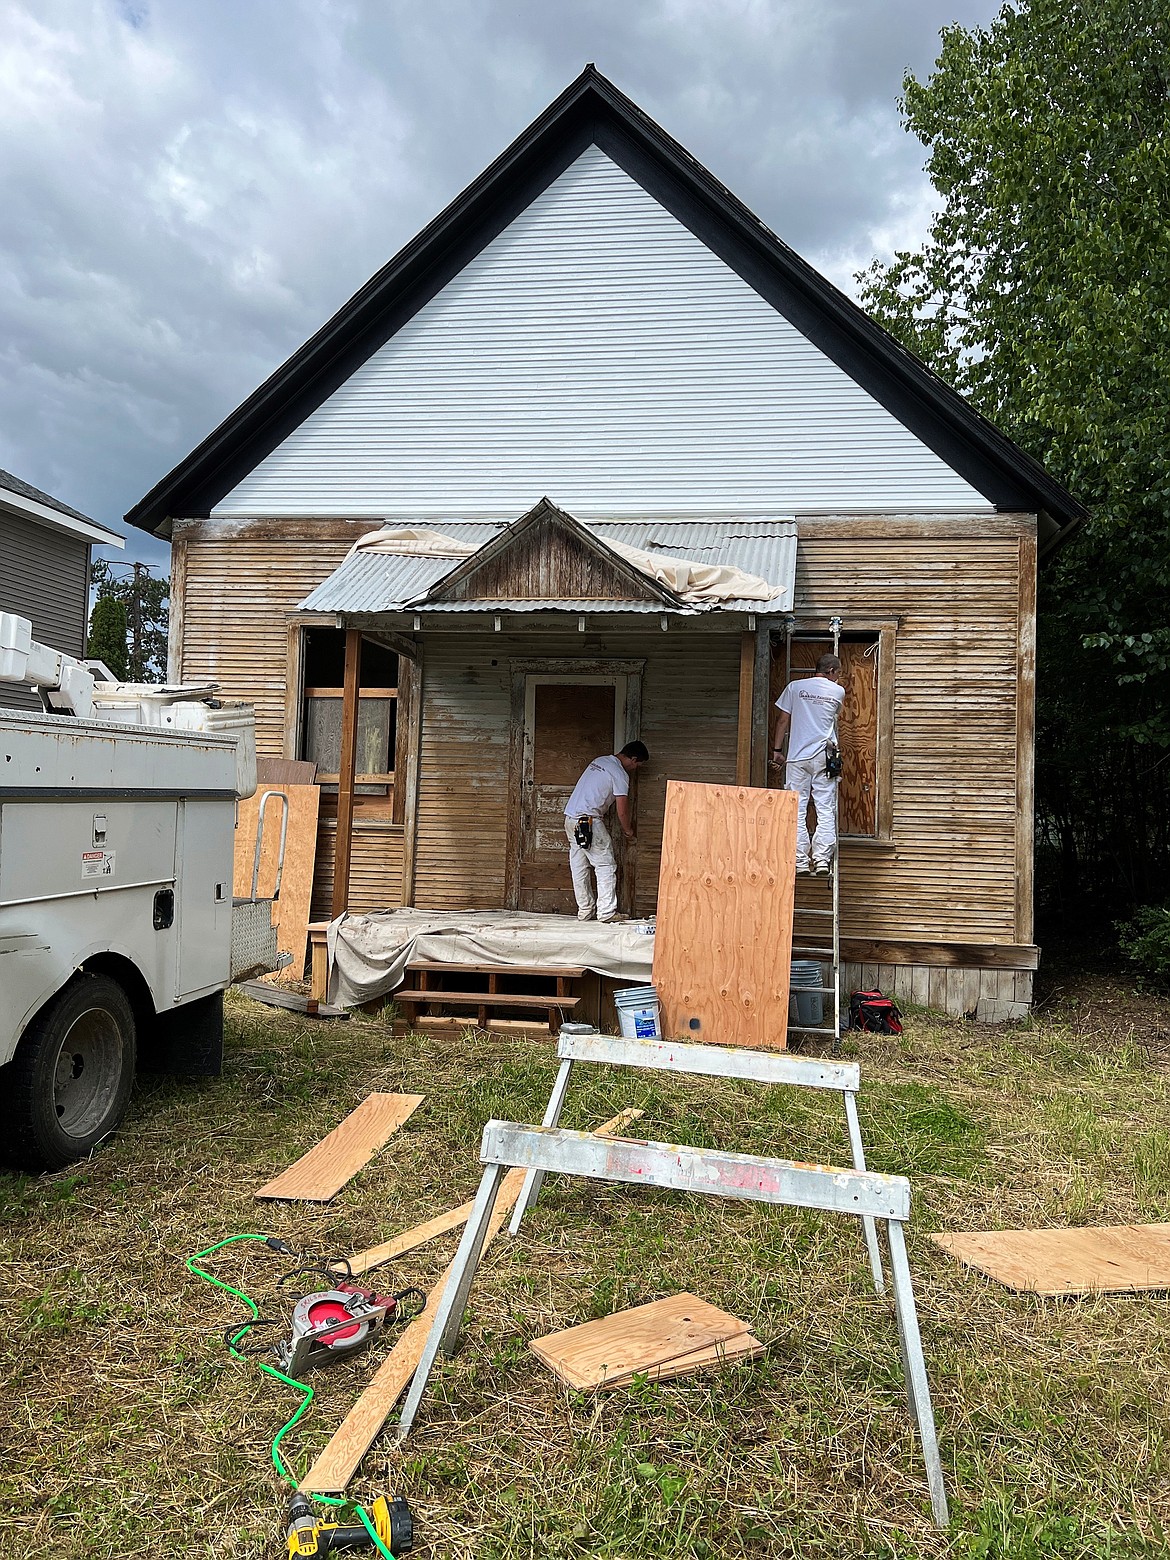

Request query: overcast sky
[{"left": 1, "top": 0, "right": 1003, "bottom": 575}]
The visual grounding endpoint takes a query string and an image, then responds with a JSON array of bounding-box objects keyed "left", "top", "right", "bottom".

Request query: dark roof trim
[
  {"left": 422, "top": 497, "right": 687, "bottom": 607},
  {"left": 125, "top": 66, "right": 1085, "bottom": 540}
]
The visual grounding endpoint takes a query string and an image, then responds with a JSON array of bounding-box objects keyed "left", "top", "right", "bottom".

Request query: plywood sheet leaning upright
[
  {"left": 256, "top": 1092, "right": 423, "bottom": 1202},
  {"left": 233, "top": 783, "right": 321, "bottom": 983},
  {"left": 653, "top": 781, "right": 798, "bottom": 1049}
]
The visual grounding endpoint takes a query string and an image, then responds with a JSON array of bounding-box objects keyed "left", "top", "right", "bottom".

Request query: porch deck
[{"left": 320, "top": 907, "right": 655, "bottom": 1010}]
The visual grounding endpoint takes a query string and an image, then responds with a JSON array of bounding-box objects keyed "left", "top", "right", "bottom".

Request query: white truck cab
[{"left": 0, "top": 613, "right": 276, "bottom": 1171}]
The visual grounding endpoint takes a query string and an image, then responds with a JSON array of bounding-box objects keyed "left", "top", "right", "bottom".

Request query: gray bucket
[
  {"left": 789, "top": 961, "right": 826, "bottom": 1026},
  {"left": 613, "top": 984, "right": 662, "bottom": 1039}
]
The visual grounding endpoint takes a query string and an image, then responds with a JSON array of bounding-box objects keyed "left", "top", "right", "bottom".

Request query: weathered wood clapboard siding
[
  {"left": 172, "top": 516, "right": 1035, "bottom": 969},
  {"left": 412, "top": 627, "right": 741, "bottom": 913},
  {"left": 174, "top": 526, "right": 406, "bottom": 919},
  {"left": 174, "top": 530, "right": 358, "bottom": 755},
  {"left": 312, "top": 823, "right": 403, "bottom": 917},
  {"left": 796, "top": 526, "right": 1027, "bottom": 946}
]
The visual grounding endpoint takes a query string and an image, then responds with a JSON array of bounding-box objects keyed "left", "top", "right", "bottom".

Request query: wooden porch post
[
  {"left": 331, "top": 629, "right": 362, "bottom": 918},
  {"left": 736, "top": 631, "right": 755, "bottom": 785}
]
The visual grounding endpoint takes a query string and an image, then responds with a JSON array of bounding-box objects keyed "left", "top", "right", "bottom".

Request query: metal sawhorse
[
  {"left": 507, "top": 1029, "right": 885, "bottom": 1295},
  {"left": 396, "top": 1120, "right": 949, "bottom": 1527}
]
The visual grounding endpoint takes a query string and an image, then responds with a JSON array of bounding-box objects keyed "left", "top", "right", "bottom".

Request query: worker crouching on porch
[
  {"left": 564, "top": 742, "right": 649, "bottom": 922},
  {"left": 772, "top": 653, "right": 845, "bottom": 874}
]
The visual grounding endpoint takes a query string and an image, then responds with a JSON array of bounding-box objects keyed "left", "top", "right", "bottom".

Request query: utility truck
[{"left": 0, "top": 612, "right": 282, "bottom": 1171}]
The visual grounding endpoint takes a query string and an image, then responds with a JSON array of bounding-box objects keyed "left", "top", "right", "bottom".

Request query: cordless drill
[{"left": 285, "top": 1492, "right": 414, "bottom": 1556}]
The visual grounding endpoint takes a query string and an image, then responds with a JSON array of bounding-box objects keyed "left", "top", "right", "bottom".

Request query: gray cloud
[{"left": 0, "top": 0, "right": 1001, "bottom": 574}]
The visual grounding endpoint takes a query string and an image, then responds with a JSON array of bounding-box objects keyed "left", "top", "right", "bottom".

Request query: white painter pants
[
  {"left": 785, "top": 756, "right": 839, "bottom": 867},
  {"left": 565, "top": 814, "right": 618, "bottom": 921}
]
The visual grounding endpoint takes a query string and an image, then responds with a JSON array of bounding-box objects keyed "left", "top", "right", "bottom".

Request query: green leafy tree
[
  {"left": 857, "top": 0, "right": 1170, "bottom": 911},
  {"left": 86, "top": 594, "right": 129, "bottom": 681},
  {"left": 89, "top": 560, "right": 169, "bottom": 682}
]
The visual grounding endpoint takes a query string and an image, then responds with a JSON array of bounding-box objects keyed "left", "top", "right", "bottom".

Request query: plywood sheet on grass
[
  {"left": 931, "top": 1224, "right": 1170, "bottom": 1295},
  {"left": 653, "top": 781, "right": 798, "bottom": 1049},
  {"left": 531, "top": 1293, "right": 757, "bottom": 1391},
  {"left": 601, "top": 1329, "right": 765, "bottom": 1388},
  {"left": 233, "top": 783, "right": 320, "bottom": 982},
  {"left": 256, "top": 1092, "right": 423, "bottom": 1202}
]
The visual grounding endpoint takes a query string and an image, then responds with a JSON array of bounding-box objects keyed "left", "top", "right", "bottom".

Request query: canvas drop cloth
[
  {"left": 326, "top": 908, "right": 655, "bottom": 1008},
  {"left": 346, "top": 526, "right": 778, "bottom": 604},
  {"left": 350, "top": 527, "right": 476, "bottom": 558}
]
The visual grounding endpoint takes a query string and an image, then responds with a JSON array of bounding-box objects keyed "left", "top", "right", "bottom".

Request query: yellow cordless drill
[{"left": 285, "top": 1493, "right": 414, "bottom": 1556}]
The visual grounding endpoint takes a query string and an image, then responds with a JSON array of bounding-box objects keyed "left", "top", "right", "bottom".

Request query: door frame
[{"left": 505, "top": 658, "right": 644, "bottom": 911}]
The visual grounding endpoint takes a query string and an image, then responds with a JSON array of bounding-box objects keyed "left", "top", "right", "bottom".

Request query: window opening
[
  {"left": 301, "top": 629, "right": 398, "bottom": 808},
  {"left": 771, "top": 631, "right": 880, "bottom": 838}
]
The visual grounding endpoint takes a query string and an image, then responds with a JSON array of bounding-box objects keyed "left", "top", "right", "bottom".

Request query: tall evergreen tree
[
  {"left": 89, "top": 560, "right": 169, "bottom": 682},
  {"left": 86, "top": 595, "right": 129, "bottom": 681}
]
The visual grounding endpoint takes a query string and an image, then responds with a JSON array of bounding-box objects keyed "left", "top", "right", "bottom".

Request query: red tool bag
[{"left": 847, "top": 989, "right": 903, "bottom": 1034}]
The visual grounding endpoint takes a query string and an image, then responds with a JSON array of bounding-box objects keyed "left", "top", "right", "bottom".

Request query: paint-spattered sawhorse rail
[
  {"left": 397, "top": 1122, "right": 950, "bottom": 1528},
  {"left": 507, "top": 1030, "right": 886, "bottom": 1295}
]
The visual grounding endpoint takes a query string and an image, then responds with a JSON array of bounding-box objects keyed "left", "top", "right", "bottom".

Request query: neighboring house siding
[
  {"left": 0, "top": 514, "right": 89, "bottom": 711},
  {"left": 213, "top": 146, "right": 991, "bottom": 519}
]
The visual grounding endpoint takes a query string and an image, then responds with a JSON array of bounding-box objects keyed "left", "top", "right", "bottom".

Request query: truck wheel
[{"left": 4, "top": 974, "right": 137, "bottom": 1172}]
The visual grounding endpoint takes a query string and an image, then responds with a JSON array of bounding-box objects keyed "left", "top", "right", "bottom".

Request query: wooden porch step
[{"left": 396, "top": 990, "right": 580, "bottom": 1011}]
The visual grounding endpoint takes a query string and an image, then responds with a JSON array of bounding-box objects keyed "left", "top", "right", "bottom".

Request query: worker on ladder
[{"left": 770, "top": 653, "right": 845, "bottom": 875}]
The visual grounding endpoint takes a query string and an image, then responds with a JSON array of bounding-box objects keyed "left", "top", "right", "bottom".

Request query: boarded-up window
[
  {"left": 301, "top": 629, "right": 398, "bottom": 814},
  {"left": 770, "top": 635, "right": 882, "bottom": 838}
]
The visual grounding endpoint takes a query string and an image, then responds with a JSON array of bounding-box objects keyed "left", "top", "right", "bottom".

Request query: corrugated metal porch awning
[{"left": 297, "top": 516, "right": 797, "bottom": 616}]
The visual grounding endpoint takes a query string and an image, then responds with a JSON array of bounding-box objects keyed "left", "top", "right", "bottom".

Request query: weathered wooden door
[{"left": 517, "top": 677, "right": 625, "bottom": 913}]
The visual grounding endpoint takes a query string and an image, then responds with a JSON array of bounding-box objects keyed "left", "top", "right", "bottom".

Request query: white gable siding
[{"left": 214, "top": 147, "right": 991, "bottom": 518}]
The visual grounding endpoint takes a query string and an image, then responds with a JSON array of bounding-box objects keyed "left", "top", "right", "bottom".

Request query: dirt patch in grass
[{"left": 2, "top": 989, "right": 1169, "bottom": 1558}]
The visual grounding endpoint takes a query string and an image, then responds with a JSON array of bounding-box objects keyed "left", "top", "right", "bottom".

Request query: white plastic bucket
[
  {"left": 789, "top": 961, "right": 825, "bottom": 1026},
  {"left": 614, "top": 984, "right": 662, "bottom": 1039}
]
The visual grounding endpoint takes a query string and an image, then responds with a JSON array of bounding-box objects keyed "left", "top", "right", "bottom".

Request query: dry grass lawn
[{"left": 2, "top": 969, "right": 1169, "bottom": 1558}]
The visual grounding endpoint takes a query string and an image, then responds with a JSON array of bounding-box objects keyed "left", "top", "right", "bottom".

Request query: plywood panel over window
[
  {"left": 772, "top": 637, "right": 880, "bottom": 837},
  {"left": 791, "top": 531, "right": 1024, "bottom": 945}
]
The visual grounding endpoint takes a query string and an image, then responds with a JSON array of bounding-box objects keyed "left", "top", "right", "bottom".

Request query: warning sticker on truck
[{"left": 81, "top": 850, "right": 116, "bottom": 880}]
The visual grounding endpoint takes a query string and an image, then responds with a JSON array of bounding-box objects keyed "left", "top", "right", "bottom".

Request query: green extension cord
[{"left": 186, "top": 1234, "right": 394, "bottom": 1560}]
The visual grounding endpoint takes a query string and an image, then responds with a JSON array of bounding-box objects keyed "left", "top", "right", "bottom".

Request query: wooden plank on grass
[
  {"left": 340, "top": 1202, "right": 476, "bottom": 1277},
  {"left": 236, "top": 981, "right": 348, "bottom": 1020},
  {"left": 931, "top": 1223, "right": 1170, "bottom": 1295},
  {"left": 339, "top": 1109, "right": 644, "bottom": 1276},
  {"left": 256, "top": 1093, "right": 423, "bottom": 1202},
  {"left": 531, "top": 1293, "right": 754, "bottom": 1390},
  {"left": 299, "top": 1107, "right": 644, "bottom": 1494},
  {"left": 653, "top": 781, "right": 797, "bottom": 1049}
]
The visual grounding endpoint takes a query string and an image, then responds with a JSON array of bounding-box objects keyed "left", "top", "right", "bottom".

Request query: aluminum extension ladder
[{"left": 785, "top": 616, "right": 843, "bottom": 1046}]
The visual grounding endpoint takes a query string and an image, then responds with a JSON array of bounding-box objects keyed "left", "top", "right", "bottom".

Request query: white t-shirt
[
  {"left": 776, "top": 675, "right": 845, "bottom": 763},
  {"left": 565, "top": 754, "right": 630, "bottom": 818}
]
